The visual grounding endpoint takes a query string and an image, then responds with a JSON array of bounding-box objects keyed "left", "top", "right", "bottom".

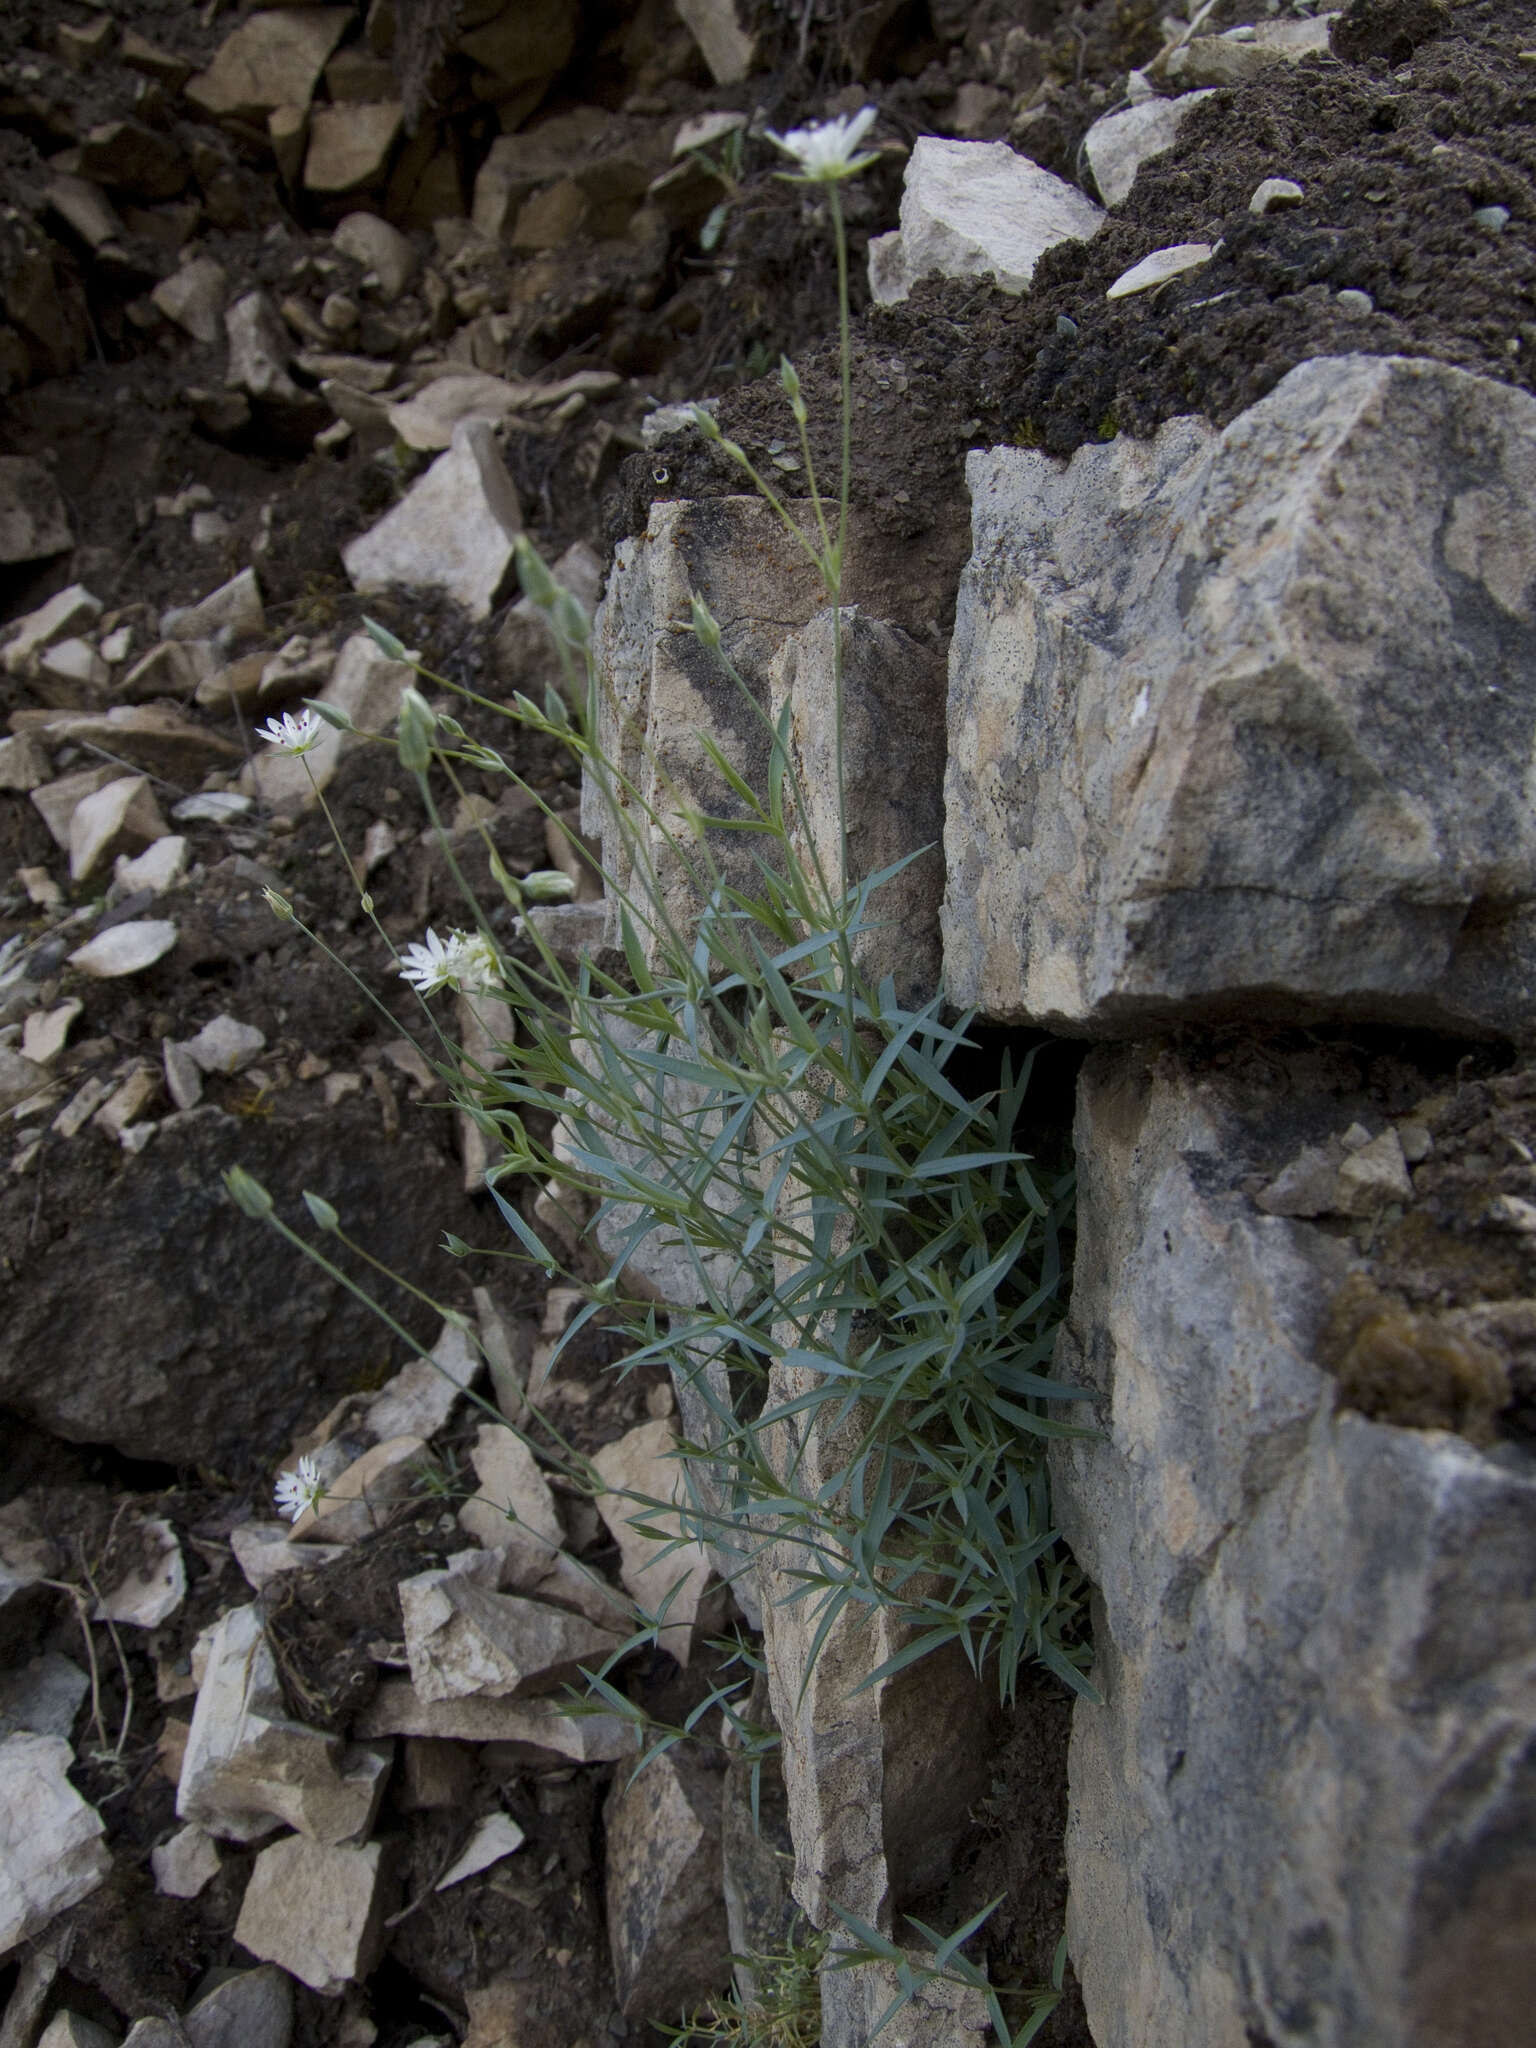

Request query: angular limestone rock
[
  {"left": 95, "top": 1513, "right": 184, "bottom": 1627},
  {"left": 354, "top": 1676, "right": 634, "bottom": 1761},
  {"left": 163, "top": 567, "right": 264, "bottom": 644},
  {"left": 605, "top": 1750, "right": 732, "bottom": 2019},
  {"left": 362, "top": 1317, "right": 481, "bottom": 1445},
  {"left": 1083, "top": 91, "right": 1215, "bottom": 206},
  {"left": 0, "top": 1652, "right": 88, "bottom": 1739},
  {"left": 2, "top": 583, "right": 101, "bottom": 674},
  {"left": 768, "top": 607, "right": 946, "bottom": 1003},
  {"left": 185, "top": 1014, "right": 266, "bottom": 1076},
  {"left": 0, "top": 1046, "right": 52, "bottom": 1117},
  {"left": 304, "top": 103, "right": 403, "bottom": 193},
  {"left": 0, "top": 1733, "right": 110, "bottom": 1949},
  {"left": 458, "top": 1422, "right": 565, "bottom": 1552},
  {"left": 151, "top": 1821, "right": 222, "bottom": 1899},
  {"left": 182, "top": 1965, "right": 293, "bottom": 2048},
  {"left": 177, "top": 1603, "right": 391, "bottom": 1844},
  {"left": 1052, "top": 1044, "right": 1536, "bottom": 2048},
  {"left": 186, "top": 8, "right": 351, "bottom": 120},
  {"left": 234, "top": 1834, "right": 395, "bottom": 1997},
  {"left": 585, "top": 494, "right": 965, "bottom": 982},
  {"left": 868, "top": 136, "right": 1102, "bottom": 305},
  {"left": 68, "top": 774, "right": 167, "bottom": 882},
  {"left": 943, "top": 356, "right": 1536, "bottom": 1038},
  {"left": 68, "top": 919, "right": 178, "bottom": 979},
  {"left": 592, "top": 1420, "right": 714, "bottom": 1666},
  {"left": 152, "top": 257, "right": 228, "bottom": 345},
  {"left": 1167, "top": 11, "right": 1336, "bottom": 85},
  {"left": 51, "top": 704, "right": 243, "bottom": 782},
  {"left": 675, "top": 0, "right": 756, "bottom": 81},
  {"left": 400, "top": 1556, "right": 624, "bottom": 1701},
  {"left": 0, "top": 459, "right": 72, "bottom": 563},
  {"left": 287, "top": 1434, "right": 431, "bottom": 1544},
  {"left": 342, "top": 418, "right": 522, "bottom": 619}
]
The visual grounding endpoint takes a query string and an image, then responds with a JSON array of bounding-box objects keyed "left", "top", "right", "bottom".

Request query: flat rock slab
[
  {"left": 234, "top": 1834, "right": 396, "bottom": 1997},
  {"left": 1052, "top": 1043, "right": 1536, "bottom": 2047},
  {"left": 943, "top": 354, "right": 1536, "bottom": 1039}
]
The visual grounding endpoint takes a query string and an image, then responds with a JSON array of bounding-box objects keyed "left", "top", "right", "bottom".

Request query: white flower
[
  {"left": 398, "top": 927, "right": 500, "bottom": 996},
  {"left": 764, "top": 106, "right": 880, "bottom": 183},
  {"left": 257, "top": 708, "right": 325, "bottom": 755},
  {"left": 274, "top": 1453, "right": 326, "bottom": 1523}
]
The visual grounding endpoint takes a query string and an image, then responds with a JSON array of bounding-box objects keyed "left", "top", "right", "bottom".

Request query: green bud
[
  {"left": 263, "top": 887, "right": 294, "bottom": 922},
  {"left": 551, "top": 590, "right": 590, "bottom": 649},
  {"left": 359, "top": 891, "right": 374, "bottom": 914},
  {"left": 691, "top": 403, "right": 721, "bottom": 441},
  {"left": 522, "top": 868, "right": 576, "bottom": 904},
  {"left": 442, "top": 1232, "right": 471, "bottom": 1256},
  {"left": 305, "top": 699, "right": 356, "bottom": 732},
  {"left": 514, "top": 534, "right": 559, "bottom": 609},
  {"left": 224, "top": 1166, "right": 275, "bottom": 1220},
  {"left": 363, "top": 615, "right": 409, "bottom": 662},
  {"left": 303, "top": 1190, "right": 340, "bottom": 1231},
  {"left": 396, "top": 686, "right": 436, "bottom": 775},
  {"left": 689, "top": 595, "right": 723, "bottom": 649}
]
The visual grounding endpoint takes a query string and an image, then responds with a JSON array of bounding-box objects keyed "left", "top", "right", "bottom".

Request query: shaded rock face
[
  {"left": 0, "top": 1098, "right": 475, "bottom": 1471},
  {"left": 1052, "top": 1044, "right": 1536, "bottom": 2048},
  {"left": 943, "top": 354, "right": 1536, "bottom": 1040}
]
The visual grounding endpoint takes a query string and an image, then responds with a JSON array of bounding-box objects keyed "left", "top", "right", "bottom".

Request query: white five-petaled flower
[
  {"left": 398, "top": 926, "right": 500, "bottom": 996},
  {"left": 274, "top": 1453, "right": 326, "bottom": 1524},
  {"left": 764, "top": 105, "right": 880, "bottom": 183},
  {"left": 257, "top": 708, "right": 325, "bottom": 755}
]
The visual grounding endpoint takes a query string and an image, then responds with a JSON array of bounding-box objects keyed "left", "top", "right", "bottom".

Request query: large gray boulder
[
  {"left": 1052, "top": 1044, "right": 1536, "bottom": 2048},
  {"left": 943, "top": 356, "right": 1536, "bottom": 1040},
  {"left": 0, "top": 1098, "right": 475, "bottom": 1470}
]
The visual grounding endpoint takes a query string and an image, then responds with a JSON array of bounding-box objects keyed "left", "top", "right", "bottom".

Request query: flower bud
[
  {"left": 396, "top": 686, "right": 436, "bottom": 775},
  {"left": 224, "top": 1166, "right": 275, "bottom": 1219},
  {"left": 689, "top": 595, "right": 723, "bottom": 649},
  {"left": 263, "top": 887, "right": 294, "bottom": 922},
  {"left": 522, "top": 869, "right": 576, "bottom": 903},
  {"left": 514, "top": 534, "right": 559, "bottom": 609},
  {"left": 303, "top": 1191, "right": 340, "bottom": 1231},
  {"left": 691, "top": 403, "right": 721, "bottom": 442},
  {"left": 363, "top": 615, "right": 409, "bottom": 662}
]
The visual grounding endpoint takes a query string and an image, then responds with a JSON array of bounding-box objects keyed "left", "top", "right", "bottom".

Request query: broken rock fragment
[
  {"left": 400, "top": 1556, "right": 626, "bottom": 1701},
  {"left": 235, "top": 1833, "right": 396, "bottom": 1997},
  {"left": 342, "top": 418, "right": 522, "bottom": 619},
  {"left": 868, "top": 136, "right": 1102, "bottom": 305},
  {"left": 457, "top": 1422, "right": 565, "bottom": 1551},
  {"left": 593, "top": 1420, "right": 714, "bottom": 1665},
  {"left": 68, "top": 920, "right": 178, "bottom": 979},
  {"left": 0, "top": 1732, "right": 110, "bottom": 1949},
  {"left": 177, "top": 1603, "right": 391, "bottom": 1844},
  {"left": 605, "top": 1749, "right": 732, "bottom": 2019},
  {"left": 186, "top": 7, "right": 352, "bottom": 121},
  {"left": 151, "top": 1821, "right": 222, "bottom": 1899},
  {"left": 0, "top": 458, "right": 72, "bottom": 562}
]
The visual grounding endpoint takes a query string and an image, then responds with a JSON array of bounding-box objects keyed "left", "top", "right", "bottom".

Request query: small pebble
[
  {"left": 1106, "top": 242, "right": 1213, "bottom": 301},
  {"left": 1336, "top": 288, "right": 1374, "bottom": 316},
  {"left": 1249, "top": 177, "right": 1303, "bottom": 215},
  {"left": 1471, "top": 205, "right": 1510, "bottom": 231},
  {"left": 1056, "top": 313, "right": 1079, "bottom": 338}
]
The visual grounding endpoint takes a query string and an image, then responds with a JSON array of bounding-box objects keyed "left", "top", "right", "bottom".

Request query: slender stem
[{"left": 830, "top": 180, "right": 852, "bottom": 591}]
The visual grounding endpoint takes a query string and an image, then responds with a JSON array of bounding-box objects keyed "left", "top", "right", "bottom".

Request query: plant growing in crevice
[{"left": 227, "top": 104, "right": 1091, "bottom": 2042}]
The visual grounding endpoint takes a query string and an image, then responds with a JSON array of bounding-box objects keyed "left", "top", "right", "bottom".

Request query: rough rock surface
[
  {"left": 0, "top": 1098, "right": 474, "bottom": 1470},
  {"left": 342, "top": 418, "right": 523, "bottom": 620},
  {"left": 867, "top": 136, "right": 1102, "bottom": 304},
  {"left": 1052, "top": 1044, "right": 1536, "bottom": 2048},
  {"left": 604, "top": 1749, "right": 732, "bottom": 2020},
  {"left": 943, "top": 355, "right": 1536, "bottom": 1040},
  {"left": 0, "top": 1732, "right": 109, "bottom": 1946}
]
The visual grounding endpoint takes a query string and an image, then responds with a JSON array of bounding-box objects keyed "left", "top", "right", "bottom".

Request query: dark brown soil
[{"left": 633, "top": 0, "right": 1536, "bottom": 549}]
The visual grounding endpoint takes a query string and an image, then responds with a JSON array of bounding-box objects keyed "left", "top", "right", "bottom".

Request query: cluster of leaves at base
[{"left": 662, "top": 1928, "right": 827, "bottom": 2048}]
